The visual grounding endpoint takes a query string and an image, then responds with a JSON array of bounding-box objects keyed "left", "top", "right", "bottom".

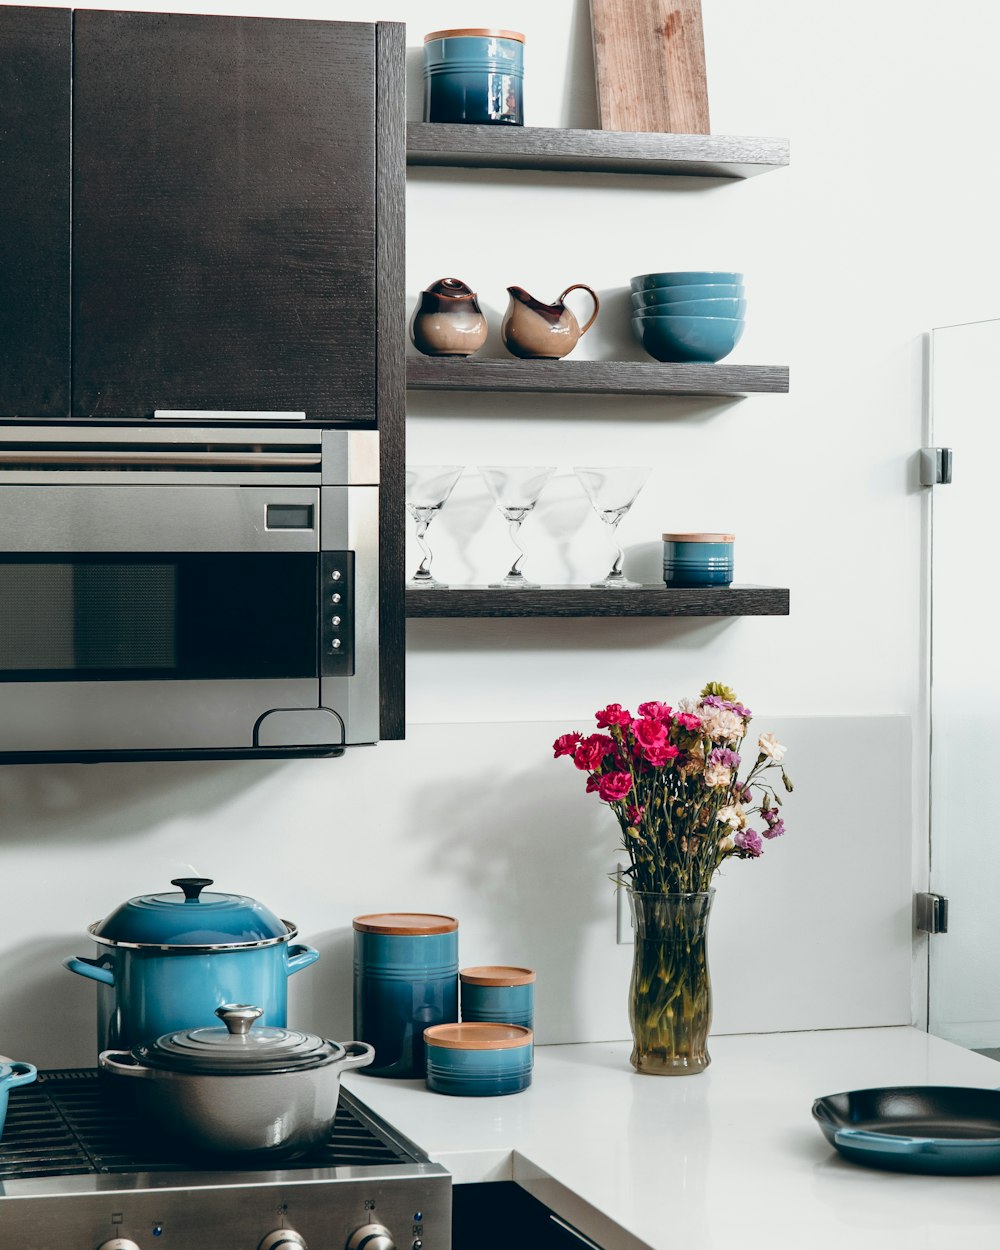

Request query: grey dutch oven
[
  {"left": 99, "top": 1004, "right": 374, "bottom": 1158},
  {"left": 64, "top": 877, "right": 320, "bottom": 1054}
]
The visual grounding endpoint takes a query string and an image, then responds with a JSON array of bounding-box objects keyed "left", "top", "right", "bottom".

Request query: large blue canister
[
  {"left": 423, "top": 28, "right": 525, "bottom": 125},
  {"left": 353, "top": 913, "right": 459, "bottom": 1078}
]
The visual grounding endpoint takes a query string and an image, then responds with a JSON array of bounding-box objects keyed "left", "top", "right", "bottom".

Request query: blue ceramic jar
[
  {"left": 424, "top": 1022, "right": 533, "bottom": 1096},
  {"left": 662, "top": 532, "right": 735, "bottom": 587},
  {"left": 460, "top": 965, "right": 535, "bottom": 1030},
  {"left": 423, "top": 28, "right": 524, "bottom": 126},
  {"left": 353, "top": 913, "right": 459, "bottom": 1079}
]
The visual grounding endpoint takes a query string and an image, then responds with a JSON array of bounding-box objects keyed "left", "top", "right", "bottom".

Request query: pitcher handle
[{"left": 558, "top": 283, "right": 600, "bottom": 335}]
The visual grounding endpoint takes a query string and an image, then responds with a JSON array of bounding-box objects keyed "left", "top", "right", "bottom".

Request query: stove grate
[{"left": 0, "top": 1069, "right": 405, "bottom": 1180}]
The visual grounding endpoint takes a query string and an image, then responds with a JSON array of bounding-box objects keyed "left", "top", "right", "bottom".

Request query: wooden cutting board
[{"left": 589, "top": 0, "right": 711, "bottom": 134}]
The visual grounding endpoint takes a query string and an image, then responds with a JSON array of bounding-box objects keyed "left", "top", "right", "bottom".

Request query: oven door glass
[{"left": 0, "top": 553, "right": 318, "bottom": 682}]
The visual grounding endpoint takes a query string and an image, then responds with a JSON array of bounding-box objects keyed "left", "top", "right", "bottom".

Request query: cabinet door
[
  {"left": 0, "top": 6, "right": 71, "bottom": 417},
  {"left": 71, "top": 11, "right": 376, "bottom": 420}
]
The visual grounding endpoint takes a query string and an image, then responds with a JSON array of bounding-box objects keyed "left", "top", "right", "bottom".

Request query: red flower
[
  {"left": 595, "top": 703, "right": 632, "bottom": 728},
  {"left": 675, "top": 712, "right": 703, "bottom": 732},
  {"left": 642, "top": 743, "right": 680, "bottom": 767},
  {"left": 637, "top": 701, "right": 672, "bottom": 721},
  {"left": 573, "top": 733, "right": 616, "bottom": 772},
  {"left": 552, "top": 732, "right": 583, "bottom": 759},
  {"left": 598, "top": 771, "right": 632, "bottom": 802},
  {"left": 585, "top": 774, "right": 601, "bottom": 793},
  {"left": 632, "top": 717, "right": 667, "bottom": 750},
  {"left": 626, "top": 804, "right": 645, "bottom": 826}
]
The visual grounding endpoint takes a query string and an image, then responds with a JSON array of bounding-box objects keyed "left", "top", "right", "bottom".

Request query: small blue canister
[
  {"left": 663, "top": 532, "right": 735, "bottom": 587},
  {"left": 353, "top": 913, "right": 459, "bottom": 1079},
  {"left": 424, "top": 1022, "right": 533, "bottom": 1096},
  {"left": 460, "top": 965, "right": 535, "bottom": 1030},
  {"left": 423, "top": 28, "right": 525, "bottom": 126}
]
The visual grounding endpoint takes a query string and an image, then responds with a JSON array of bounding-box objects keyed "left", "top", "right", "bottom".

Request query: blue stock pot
[{"left": 64, "top": 877, "right": 319, "bottom": 1056}]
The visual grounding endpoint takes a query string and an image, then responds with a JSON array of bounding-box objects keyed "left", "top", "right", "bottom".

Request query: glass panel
[
  {"left": 928, "top": 318, "right": 1000, "bottom": 1052},
  {"left": 0, "top": 553, "right": 317, "bottom": 681}
]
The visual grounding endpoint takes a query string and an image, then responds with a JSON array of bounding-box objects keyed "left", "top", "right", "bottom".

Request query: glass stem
[
  {"left": 604, "top": 517, "right": 625, "bottom": 578},
  {"left": 506, "top": 518, "right": 526, "bottom": 578},
  {"left": 413, "top": 518, "right": 434, "bottom": 580}
]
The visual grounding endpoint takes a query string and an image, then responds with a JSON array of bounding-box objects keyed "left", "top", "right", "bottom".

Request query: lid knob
[
  {"left": 215, "top": 1004, "right": 264, "bottom": 1036},
  {"left": 171, "top": 877, "right": 214, "bottom": 902}
]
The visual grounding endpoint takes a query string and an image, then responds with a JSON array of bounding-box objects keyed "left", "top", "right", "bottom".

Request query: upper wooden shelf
[
  {"left": 406, "top": 585, "right": 789, "bottom": 618},
  {"left": 406, "top": 358, "right": 789, "bottom": 397},
  {"left": 406, "top": 123, "right": 789, "bottom": 179}
]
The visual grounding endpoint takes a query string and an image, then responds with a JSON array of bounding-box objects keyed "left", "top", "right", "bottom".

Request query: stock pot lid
[
  {"left": 135, "top": 1005, "right": 342, "bottom": 1074},
  {"left": 90, "top": 877, "right": 291, "bottom": 948}
]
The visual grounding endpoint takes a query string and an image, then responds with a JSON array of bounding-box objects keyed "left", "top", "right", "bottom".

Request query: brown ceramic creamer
[
  {"left": 501, "top": 284, "right": 600, "bottom": 359},
  {"left": 410, "top": 277, "right": 488, "bottom": 357}
]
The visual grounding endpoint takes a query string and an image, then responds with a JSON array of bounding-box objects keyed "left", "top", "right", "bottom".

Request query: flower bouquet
[{"left": 553, "top": 682, "right": 792, "bottom": 1074}]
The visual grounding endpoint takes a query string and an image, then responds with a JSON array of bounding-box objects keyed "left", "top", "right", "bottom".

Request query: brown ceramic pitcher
[
  {"left": 501, "top": 284, "right": 600, "bottom": 359},
  {"left": 410, "top": 277, "right": 489, "bottom": 357}
]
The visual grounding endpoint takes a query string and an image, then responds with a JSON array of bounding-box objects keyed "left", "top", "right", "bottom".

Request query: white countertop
[{"left": 343, "top": 1027, "right": 1000, "bottom": 1250}]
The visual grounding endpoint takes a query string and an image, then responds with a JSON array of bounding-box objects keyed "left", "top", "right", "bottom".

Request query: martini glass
[
  {"left": 573, "top": 466, "right": 652, "bottom": 588},
  {"left": 478, "top": 465, "right": 555, "bottom": 588},
  {"left": 405, "top": 465, "right": 464, "bottom": 588}
]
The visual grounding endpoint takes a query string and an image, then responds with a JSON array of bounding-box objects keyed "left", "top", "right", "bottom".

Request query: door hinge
[
  {"left": 915, "top": 891, "right": 949, "bottom": 933},
  {"left": 919, "top": 447, "right": 953, "bottom": 486}
]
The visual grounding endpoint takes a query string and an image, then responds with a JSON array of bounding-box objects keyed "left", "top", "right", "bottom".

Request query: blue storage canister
[
  {"left": 353, "top": 913, "right": 459, "bottom": 1079},
  {"left": 663, "top": 532, "right": 735, "bottom": 588},
  {"left": 460, "top": 965, "right": 535, "bottom": 1030},
  {"left": 423, "top": 28, "right": 525, "bottom": 126},
  {"left": 424, "top": 1022, "right": 533, "bottom": 1096}
]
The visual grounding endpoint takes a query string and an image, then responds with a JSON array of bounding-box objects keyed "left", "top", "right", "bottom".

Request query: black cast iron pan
[{"left": 812, "top": 1085, "right": 1000, "bottom": 1174}]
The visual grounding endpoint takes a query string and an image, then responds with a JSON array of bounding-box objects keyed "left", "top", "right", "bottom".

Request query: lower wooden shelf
[{"left": 405, "top": 584, "right": 789, "bottom": 618}]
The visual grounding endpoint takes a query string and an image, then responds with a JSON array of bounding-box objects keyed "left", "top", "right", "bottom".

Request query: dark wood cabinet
[{"left": 0, "top": 6, "right": 71, "bottom": 417}]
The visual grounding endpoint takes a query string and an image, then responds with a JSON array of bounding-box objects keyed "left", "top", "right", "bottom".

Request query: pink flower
[
  {"left": 573, "top": 733, "right": 616, "bottom": 772},
  {"left": 598, "top": 771, "right": 633, "bottom": 802},
  {"left": 585, "top": 774, "right": 601, "bottom": 793},
  {"left": 595, "top": 703, "right": 632, "bottom": 728},
  {"left": 632, "top": 717, "right": 667, "bottom": 750},
  {"left": 642, "top": 743, "right": 680, "bottom": 767},
  {"left": 735, "top": 828, "right": 763, "bottom": 857},
  {"left": 675, "top": 712, "right": 703, "bottom": 732},
  {"left": 626, "top": 804, "right": 645, "bottom": 826},
  {"left": 637, "top": 701, "right": 672, "bottom": 721},
  {"left": 553, "top": 732, "right": 583, "bottom": 759}
]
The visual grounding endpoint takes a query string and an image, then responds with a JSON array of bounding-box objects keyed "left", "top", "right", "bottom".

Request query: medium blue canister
[
  {"left": 424, "top": 1022, "right": 533, "bottom": 1096},
  {"left": 460, "top": 965, "right": 535, "bottom": 1030},
  {"left": 423, "top": 28, "right": 525, "bottom": 126},
  {"left": 353, "top": 913, "right": 459, "bottom": 1079},
  {"left": 663, "top": 532, "right": 735, "bottom": 587}
]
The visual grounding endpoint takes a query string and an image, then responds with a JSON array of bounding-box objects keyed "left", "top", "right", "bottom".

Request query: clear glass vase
[{"left": 627, "top": 889, "right": 715, "bottom": 1076}]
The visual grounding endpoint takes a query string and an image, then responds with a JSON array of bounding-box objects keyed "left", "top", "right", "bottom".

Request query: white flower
[
  {"left": 703, "top": 763, "right": 732, "bottom": 788},
  {"left": 700, "top": 706, "right": 744, "bottom": 742},
  {"left": 716, "top": 802, "right": 747, "bottom": 829},
  {"left": 758, "top": 732, "right": 786, "bottom": 762}
]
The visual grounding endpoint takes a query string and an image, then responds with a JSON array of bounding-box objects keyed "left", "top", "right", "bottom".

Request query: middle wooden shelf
[{"left": 406, "top": 357, "right": 789, "bottom": 397}]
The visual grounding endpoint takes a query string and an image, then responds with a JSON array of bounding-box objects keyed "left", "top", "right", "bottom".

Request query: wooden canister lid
[
  {"left": 424, "top": 1022, "right": 533, "bottom": 1050},
  {"left": 460, "top": 965, "right": 536, "bottom": 986},
  {"left": 661, "top": 532, "right": 735, "bottom": 542},
  {"left": 352, "top": 913, "right": 458, "bottom": 935},
  {"left": 424, "top": 28, "right": 525, "bottom": 43}
]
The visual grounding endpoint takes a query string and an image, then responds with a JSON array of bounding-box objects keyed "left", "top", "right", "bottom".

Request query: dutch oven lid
[
  {"left": 135, "top": 1005, "right": 343, "bottom": 1075},
  {"left": 90, "top": 878, "right": 292, "bottom": 949}
]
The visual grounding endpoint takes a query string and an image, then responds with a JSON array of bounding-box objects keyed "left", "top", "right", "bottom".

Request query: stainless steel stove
[{"left": 0, "top": 1069, "right": 451, "bottom": 1250}]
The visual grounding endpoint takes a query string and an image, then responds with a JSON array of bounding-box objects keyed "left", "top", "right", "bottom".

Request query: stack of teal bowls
[{"left": 631, "top": 271, "right": 745, "bottom": 363}]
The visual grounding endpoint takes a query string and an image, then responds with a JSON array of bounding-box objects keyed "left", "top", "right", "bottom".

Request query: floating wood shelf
[
  {"left": 405, "top": 585, "right": 789, "bottom": 619},
  {"left": 406, "top": 358, "right": 789, "bottom": 397},
  {"left": 406, "top": 123, "right": 789, "bottom": 179}
]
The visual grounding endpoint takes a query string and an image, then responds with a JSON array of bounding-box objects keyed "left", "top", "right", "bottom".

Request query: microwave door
[{"left": 0, "top": 485, "right": 338, "bottom": 758}]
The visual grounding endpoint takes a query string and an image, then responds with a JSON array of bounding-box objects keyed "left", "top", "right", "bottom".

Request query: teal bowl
[
  {"left": 632, "top": 283, "right": 743, "bottom": 309},
  {"left": 424, "top": 1022, "right": 533, "bottom": 1096},
  {"left": 632, "top": 314, "right": 745, "bottom": 363},
  {"left": 631, "top": 271, "right": 743, "bottom": 292},
  {"left": 634, "top": 297, "right": 746, "bottom": 319}
]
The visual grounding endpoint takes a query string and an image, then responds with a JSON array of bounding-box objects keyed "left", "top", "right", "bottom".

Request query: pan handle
[{"left": 834, "top": 1128, "right": 929, "bottom": 1154}]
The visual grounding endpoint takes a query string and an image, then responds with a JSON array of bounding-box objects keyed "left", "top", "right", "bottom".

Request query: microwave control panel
[{"left": 321, "top": 550, "right": 355, "bottom": 677}]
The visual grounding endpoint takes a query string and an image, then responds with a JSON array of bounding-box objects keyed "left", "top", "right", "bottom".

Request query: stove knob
[
  {"left": 258, "top": 1234, "right": 307, "bottom": 1250},
  {"left": 95, "top": 1241, "right": 141, "bottom": 1250},
  {"left": 346, "top": 1224, "right": 396, "bottom": 1250}
]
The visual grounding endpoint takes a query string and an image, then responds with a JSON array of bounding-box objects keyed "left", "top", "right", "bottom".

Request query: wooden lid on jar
[
  {"left": 424, "top": 28, "right": 525, "bottom": 43},
  {"left": 424, "top": 1022, "right": 533, "bottom": 1050},
  {"left": 662, "top": 532, "right": 735, "bottom": 542},
  {"left": 460, "top": 965, "right": 536, "bottom": 986},
  {"left": 352, "top": 913, "right": 458, "bottom": 935}
]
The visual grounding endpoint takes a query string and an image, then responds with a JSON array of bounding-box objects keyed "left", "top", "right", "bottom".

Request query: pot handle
[
  {"left": 286, "top": 944, "right": 320, "bottom": 976},
  {"left": 2, "top": 1061, "right": 37, "bottom": 1090},
  {"left": 833, "top": 1128, "right": 928, "bottom": 1155},
  {"left": 338, "top": 1041, "right": 376, "bottom": 1072},
  {"left": 558, "top": 283, "right": 600, "bottom": 335},
  {"left": 63, "top": 956, "right": 115, "bottom": 987},
  {"left": 99, "top": 1050, "right": 153, "bottom": 1080}
]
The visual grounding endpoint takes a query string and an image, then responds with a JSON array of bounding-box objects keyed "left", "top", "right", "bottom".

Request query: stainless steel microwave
[{"left": 0, "top": 423, "right": 379, "bottom": 762}]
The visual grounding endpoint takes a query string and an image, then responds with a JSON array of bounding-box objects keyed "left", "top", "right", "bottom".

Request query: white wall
[{"left": 5, "top": 0, "right": 995, "bottom": 1066}]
